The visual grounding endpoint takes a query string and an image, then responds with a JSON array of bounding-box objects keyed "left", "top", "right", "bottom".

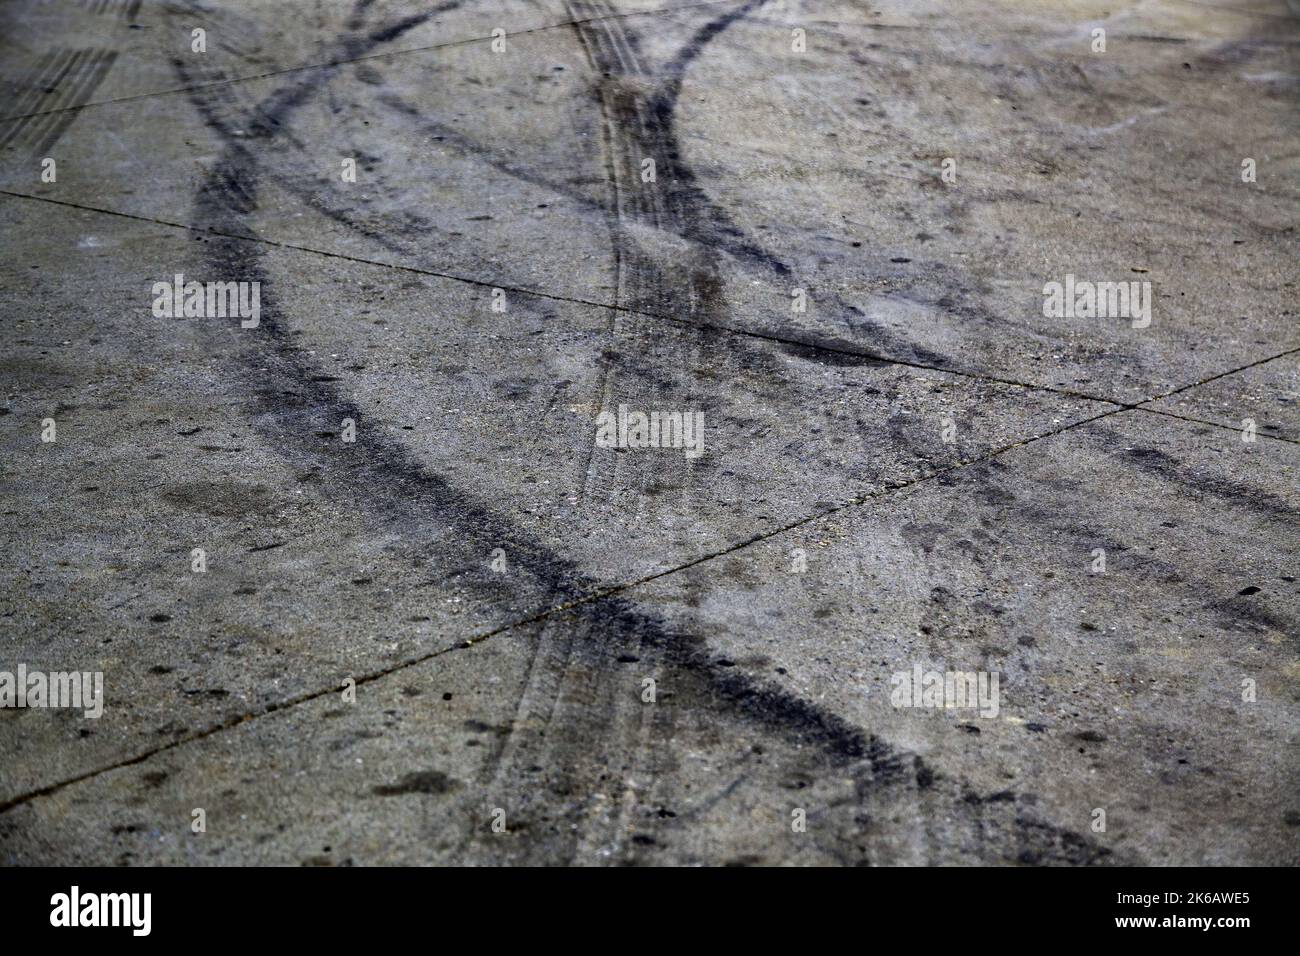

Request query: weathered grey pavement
[{"left": 1, "top": 0, "right": 1298, "bottom": 866}]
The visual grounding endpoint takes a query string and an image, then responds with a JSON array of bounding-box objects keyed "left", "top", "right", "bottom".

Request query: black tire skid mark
[
  {"left": 74, "top": 0, "right": 141, "bottom": 21},
  {"left": 1, "top": 51, "right": 71, "bottom": 125},
  {"left": 167, "top": 14, "right": 691, "bottom": 865},
  {"left": 172, "top": 61, "right": 422, "bottom": 256},
  {"left": 172, "top": 54, "right": 612, "bottom": 310},
  {"left": 1085, "top": 427, "right": 1300, "bottom": 639},
  {"left": 370, "top": 80, "right": 949, "bottom": 374},
  {"left": 438, "top": 0, "right": 704, "bottom": 865},
  {"left": 172, "top": 31, "right": 947, "bottom": 428},
  {"left": 173, "top": 2, "right": 1114, "bottom": 864},
  {"left": 580, "top": 0, "right": 789, "bottom": 287},
  {"left": 0, "top": 48, "right": 118, "bottom": 155},
  {"left": 165, "top": 0, "right": 819, "bottom": 865},
  {"left": 169, "top": 0, "right": 289, "bottom": 83},
  {"left": 506, "top": 7, "right": 1292, "bottom": 862},
  {"left": 572, "top": 0, "right": 774, "bottom": 322},
  {"left": 214, "top": 110, "right": 918, "bottom": 446},
  {"left": 514, "top": 0, "right": 802, "bottom": 861},
  {"left": 330, "top": 0, "right": 915, "bottom": 858},
  {"left": 472, "top": 0, "right": 1114, "bottom": 863},
  {"left": 376, "top": 90, "right": 616, "bottom": 214},
  {"left": 566, "top": 0, "right": 795, "bottom": 506},
  {"left": 473, "top": 0, "right": 1111, "bottom": 864},
  {"left": 635, "top": 9, "right": 993, "bottom": 370},
  {"left": 638, "top": 0, "right": 963, "bottom": 369},
  {"left": 569, "top": 0, "right": 956, "bottom": 390},
  {"left": 553, "top": 0, "right": 951, "bottom": 859},
  {"left": 169, "top": 17, "right": 666, "bottom": 865}
]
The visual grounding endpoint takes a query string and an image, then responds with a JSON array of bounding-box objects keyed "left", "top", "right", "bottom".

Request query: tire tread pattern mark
[
  {"left": 0, "top": 49, "right": 118, "bottom": 156},
  {"left": 176, "top": 0, "right": 1114, "bottom": 865}
]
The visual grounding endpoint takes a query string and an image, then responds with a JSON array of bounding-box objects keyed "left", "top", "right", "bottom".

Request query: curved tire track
[{"left": 170, "top": 0, "right": 1112, "bottom": 865}]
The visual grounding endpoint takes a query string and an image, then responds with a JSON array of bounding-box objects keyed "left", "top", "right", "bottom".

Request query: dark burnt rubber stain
[
  {"left": 174, "top": 0, "right": 1112, "bottom": 865},
  {"left": 372, "top": 770, "right": 459, "bottom": 796}
]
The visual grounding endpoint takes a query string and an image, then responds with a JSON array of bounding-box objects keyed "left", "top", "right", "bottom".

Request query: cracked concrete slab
[
  {"left": 2, "top": 0, "right": 1296, "bottom": 403},
  {"left": 1, "top": 0, "right": 1298, "bottom": 866},
  {"left": 617, "top": 409, "right": 1300, "bottom": 864},
  {"left": 6, "top": 411, "right": 1296, "bottom": 865},
  {"left": 1146, "top": 350, "right": 1300, "bottom": 442},
  {"left": 0, "top": 193, "right": 1107, "bottom": 806}
]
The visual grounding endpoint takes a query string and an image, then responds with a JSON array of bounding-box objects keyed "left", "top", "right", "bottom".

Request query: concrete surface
[{"left": 0, "top": 0, "right": 1297, "bottom": 865}]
